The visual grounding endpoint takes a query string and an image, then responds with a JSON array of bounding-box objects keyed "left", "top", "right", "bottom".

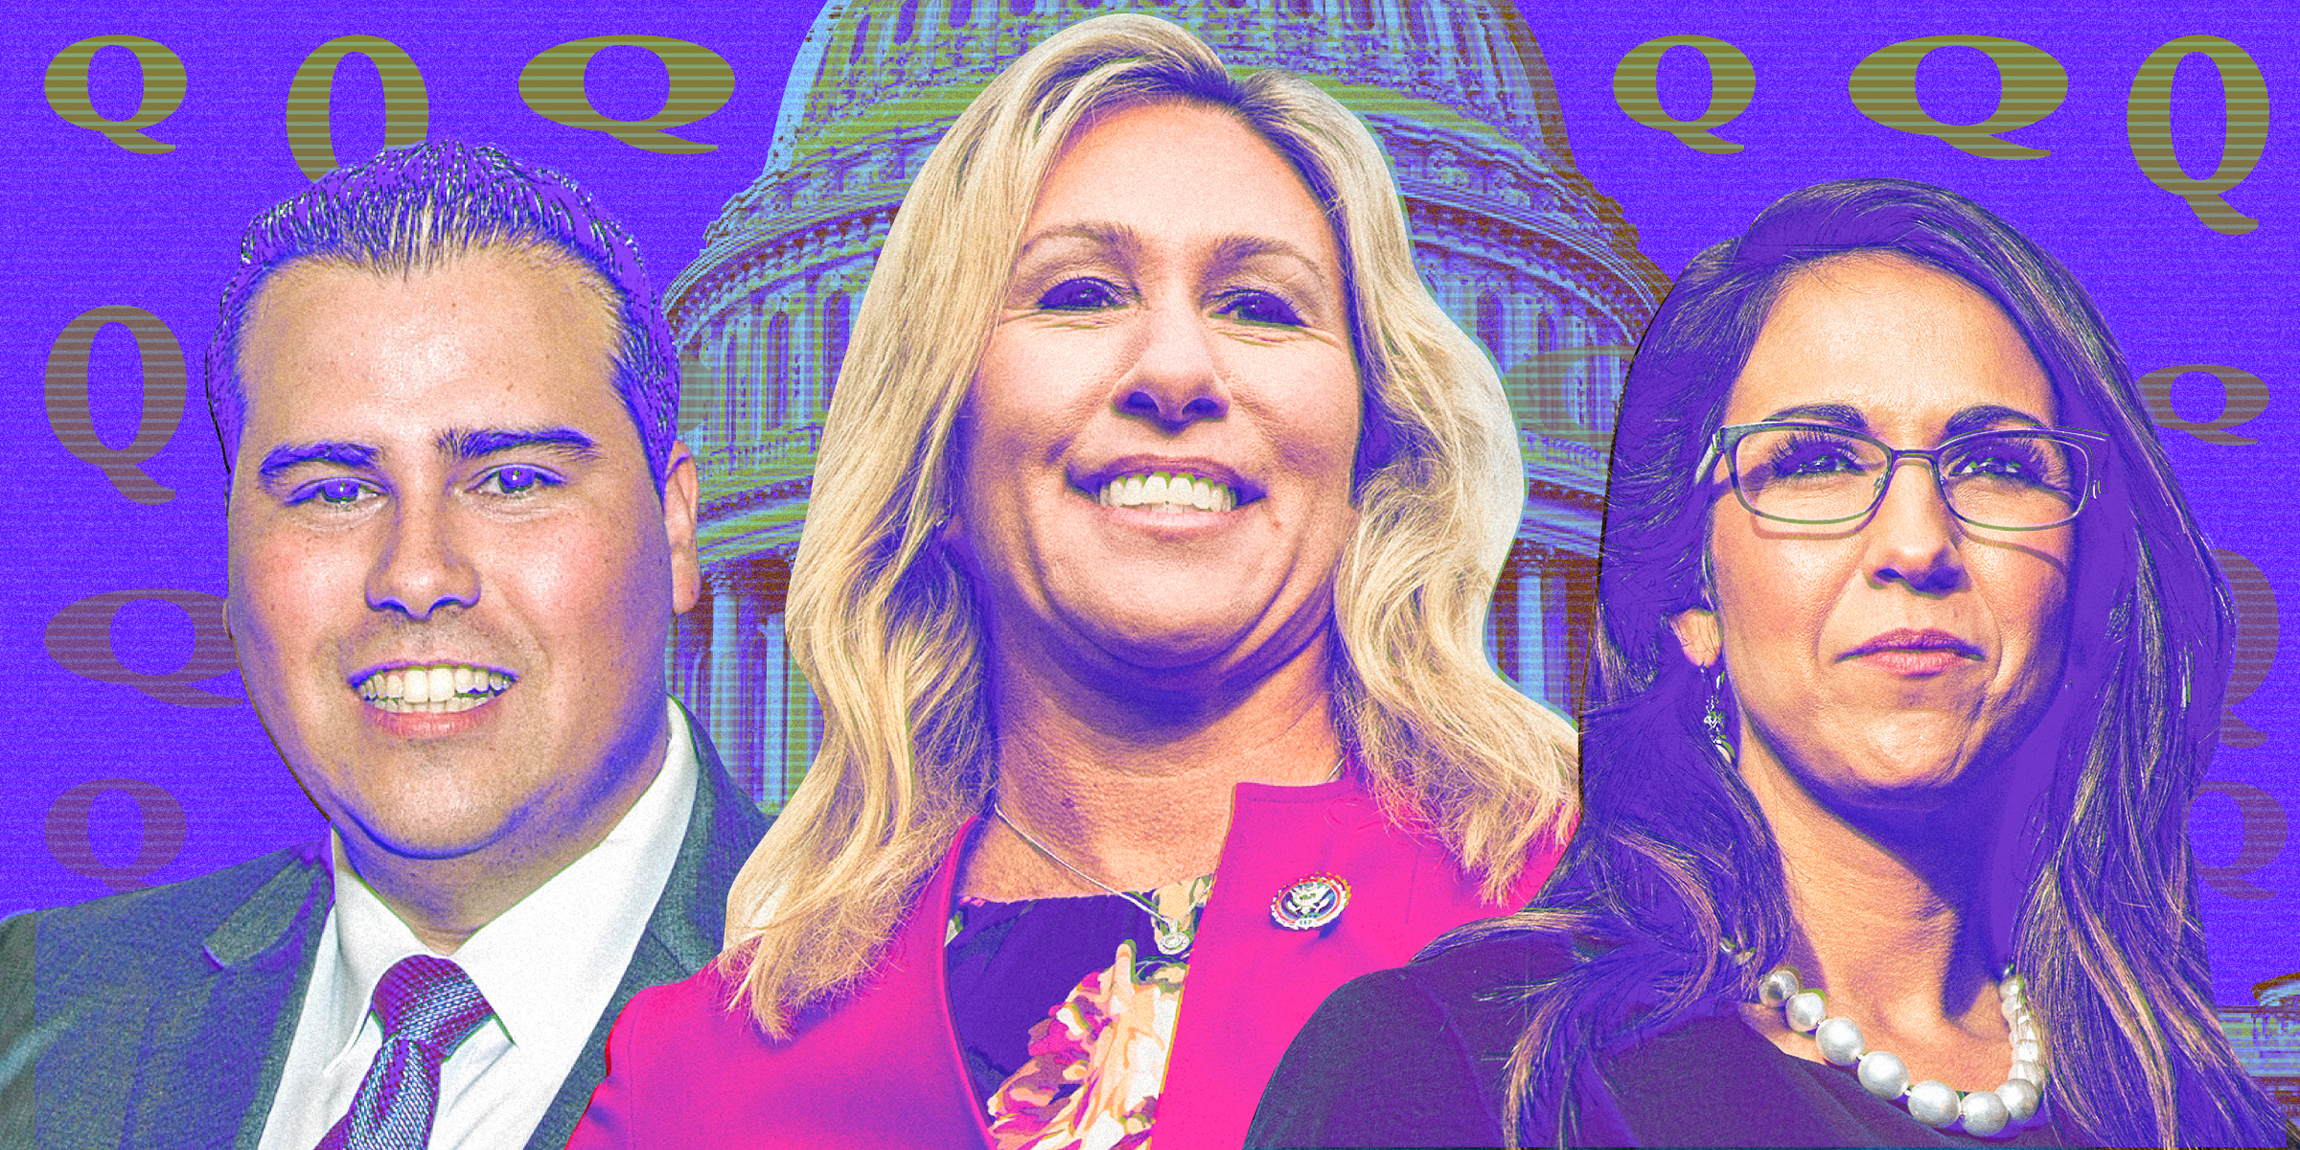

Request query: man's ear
[
  {"left": 662, "top": 441, "right": 702, "bottom": 615},
  {"left": 1669, "top": 607, "right": 1721, "bottom": 669}
]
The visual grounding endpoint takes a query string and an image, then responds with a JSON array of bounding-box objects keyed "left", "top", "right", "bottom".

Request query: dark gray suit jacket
[{"left": 0, "top": 713, "right": 769, "bottom": 1150}]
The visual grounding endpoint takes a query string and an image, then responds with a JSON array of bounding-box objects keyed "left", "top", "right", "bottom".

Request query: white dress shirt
[{"left": 257, "top": 700, "right": 700, "bottom": 1150}]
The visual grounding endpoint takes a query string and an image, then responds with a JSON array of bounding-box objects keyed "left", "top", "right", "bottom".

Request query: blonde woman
[{"left": 571, "top": 14, "right": 1575, "bottom": 1149}]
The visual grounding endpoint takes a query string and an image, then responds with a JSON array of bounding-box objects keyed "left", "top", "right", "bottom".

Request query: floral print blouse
[{"left": 945, "top": 874, "right": 1216, "bottom": 1150}]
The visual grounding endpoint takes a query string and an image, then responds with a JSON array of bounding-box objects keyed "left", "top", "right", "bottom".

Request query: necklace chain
[
  {"left": 991, "top": 803, "right": 1197, "bottom": 957},
  {"left": 987, "top": 756, "right": 1346, "bottom": 959}
]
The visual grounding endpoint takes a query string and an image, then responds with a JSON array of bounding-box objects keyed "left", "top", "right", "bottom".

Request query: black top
[
  {"left": 1247, "top": 935, "right": 2069, "bottom": 1148},
  {"left": 944, "top": 890, "right": 1181, "bottom": 1103}
]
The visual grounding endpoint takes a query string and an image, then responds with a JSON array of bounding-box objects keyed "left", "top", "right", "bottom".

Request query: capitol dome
[{"left": 663, "top": 0, "right": 1666, "bottom": 805}]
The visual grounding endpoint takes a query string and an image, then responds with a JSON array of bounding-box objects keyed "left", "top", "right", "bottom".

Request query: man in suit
[{"left": 0, "top": 141, "right": 769, "bottom": 1149}]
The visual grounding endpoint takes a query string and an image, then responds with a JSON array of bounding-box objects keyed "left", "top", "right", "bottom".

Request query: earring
[{"left": 1703, "top": 667, "right": 1734, "bottom": 761}]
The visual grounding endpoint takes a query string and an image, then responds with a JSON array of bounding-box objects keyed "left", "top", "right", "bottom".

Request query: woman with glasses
[{"left": 1249, "top": 179, "right": 2298, "bottom": 1147}]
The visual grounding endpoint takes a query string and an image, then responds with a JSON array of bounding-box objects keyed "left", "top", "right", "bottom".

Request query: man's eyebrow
[
  {"left": 1760, "top": 402, "right": 1868, "bottom": 430},
  {"left": 257, "top": 441, "right": 379, "bottom": 483},
  {"left": 1944, "top": 404, "right": 2049, "bottom": 436},
  {"left": 438, "top": 427, "right": 600, "bottom": 461}
]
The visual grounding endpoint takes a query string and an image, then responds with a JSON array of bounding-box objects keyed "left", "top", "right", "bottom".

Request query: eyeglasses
[{"left": 1711, "top": 421, "right": 2110, "bottom": 531}]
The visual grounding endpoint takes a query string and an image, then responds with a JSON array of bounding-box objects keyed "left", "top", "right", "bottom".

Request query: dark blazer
[{"left": 0, "top": 709, "right": 768, "bottom": 1150}]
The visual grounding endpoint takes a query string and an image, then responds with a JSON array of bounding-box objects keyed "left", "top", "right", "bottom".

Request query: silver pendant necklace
[
  {"left": 987, "top": 756, "right": 1345, "bottom": 959},
  {"left": 991, "top": 803, "right": 1198, "bottom": 957}
]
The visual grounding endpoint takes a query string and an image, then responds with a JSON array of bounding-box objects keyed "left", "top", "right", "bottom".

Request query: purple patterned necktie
[{"left": 313, "top": 954, "right": 495, "bottom": 1150}]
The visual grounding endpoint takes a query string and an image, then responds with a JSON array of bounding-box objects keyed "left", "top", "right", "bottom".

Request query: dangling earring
[{"left": 1704, "top": 666, "right": 1734, "bottom": 761}]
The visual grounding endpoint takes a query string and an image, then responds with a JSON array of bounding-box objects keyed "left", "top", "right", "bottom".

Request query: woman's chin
[
  {"left": 1092, "top": 618, "right": 1260, "bottom": 677},
  {"left": 1053, "top": 604, "right": 1334, "bottom": 699},
  {"left": 1757, "top": 730, "right": 2004, "bottom": 818},
  {"left": 1792, "top": 755, "right": 2012, "bottom": 830}
]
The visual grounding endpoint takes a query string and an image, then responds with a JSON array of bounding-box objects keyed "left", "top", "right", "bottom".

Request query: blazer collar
[
  {"left": 202, "top": 840, "right": 330, "bottom": 973},
  {"left": 521, "top": 697, "right": 771, "bottom": 1150},
  {"left": 647, "top": 696, "right": 770, "bottom": 972}
]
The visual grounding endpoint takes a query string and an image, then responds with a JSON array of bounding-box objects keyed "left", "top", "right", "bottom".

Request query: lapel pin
[{"left": 1270, "top": 874, "right": 1350, "bottom": 931}]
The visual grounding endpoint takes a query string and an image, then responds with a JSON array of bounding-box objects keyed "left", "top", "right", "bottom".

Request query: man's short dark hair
[{"left": 205, "top": 141, "right": 680, "bottom": 485}]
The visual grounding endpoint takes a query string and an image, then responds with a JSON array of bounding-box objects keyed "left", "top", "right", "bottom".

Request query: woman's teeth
[
  {"left": 1096, "top": 471, "right": 1237, "bottom": 512},
  {"left": 358, "top": 665, "right": 513, "bottom": 714}
]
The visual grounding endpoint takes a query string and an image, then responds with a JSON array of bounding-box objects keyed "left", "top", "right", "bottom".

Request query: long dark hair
[{"left": 1437, "top": 178, "right": 2294, "bottom": 1147}]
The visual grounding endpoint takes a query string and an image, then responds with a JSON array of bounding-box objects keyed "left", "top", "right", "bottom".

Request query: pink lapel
[
  {"left": 1153, "top": 778, "right": 1556, "bottom": 1150},
  {"left": 578, "top": 782, "right": 1559, "bottom": 1149}
]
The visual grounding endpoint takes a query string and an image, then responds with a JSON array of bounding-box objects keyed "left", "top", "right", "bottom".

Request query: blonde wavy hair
[{"left": 720, "top": 12, "right": 1577, "bottom": 1035}]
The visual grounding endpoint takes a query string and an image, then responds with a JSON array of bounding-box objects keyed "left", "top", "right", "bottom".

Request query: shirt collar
[{"left": 319, "top": 699, "right": 700, "bottom": 1067}]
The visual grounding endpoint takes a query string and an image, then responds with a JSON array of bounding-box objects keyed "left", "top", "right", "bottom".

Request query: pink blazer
[{"left": 568, "top": 776, "right": 1562, "bottom": 1150}]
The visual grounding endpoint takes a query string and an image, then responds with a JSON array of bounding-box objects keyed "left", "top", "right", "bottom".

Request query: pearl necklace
[{"left": 1758, "top": 965, "right": 2048, "bottom": 1138}]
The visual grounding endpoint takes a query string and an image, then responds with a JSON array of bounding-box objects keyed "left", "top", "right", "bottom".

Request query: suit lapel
[
  {"left": 96, "top": 848, "right": 329, "bottom": 1150},
  {"left": 217, "top": 856, "right": 331, "bottom": 1150},
  {"left": 522, "top": 702, "right": 770, "bottom": 1150},
  {"left": 30, "top": 704, "right": 761, "bottom": 1150}
]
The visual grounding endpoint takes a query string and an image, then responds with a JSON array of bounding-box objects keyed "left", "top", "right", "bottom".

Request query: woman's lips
[{"left": 1841, "top": 628, "right": 1983, "bottom": 675}]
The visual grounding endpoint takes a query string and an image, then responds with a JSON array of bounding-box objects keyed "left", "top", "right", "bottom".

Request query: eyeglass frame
[{"left": 1703, "top": 420, "right": 2113, "bottom": 531}]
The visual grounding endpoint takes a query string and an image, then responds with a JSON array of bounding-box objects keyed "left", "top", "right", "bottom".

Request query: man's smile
[{"left": 354, "top": 663, "right": 516, "bottom": 713}]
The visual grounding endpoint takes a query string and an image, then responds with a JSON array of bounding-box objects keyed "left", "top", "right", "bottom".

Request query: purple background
[{"left": 4, "top": 0, "right": 2293, "bottom": 1009}]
